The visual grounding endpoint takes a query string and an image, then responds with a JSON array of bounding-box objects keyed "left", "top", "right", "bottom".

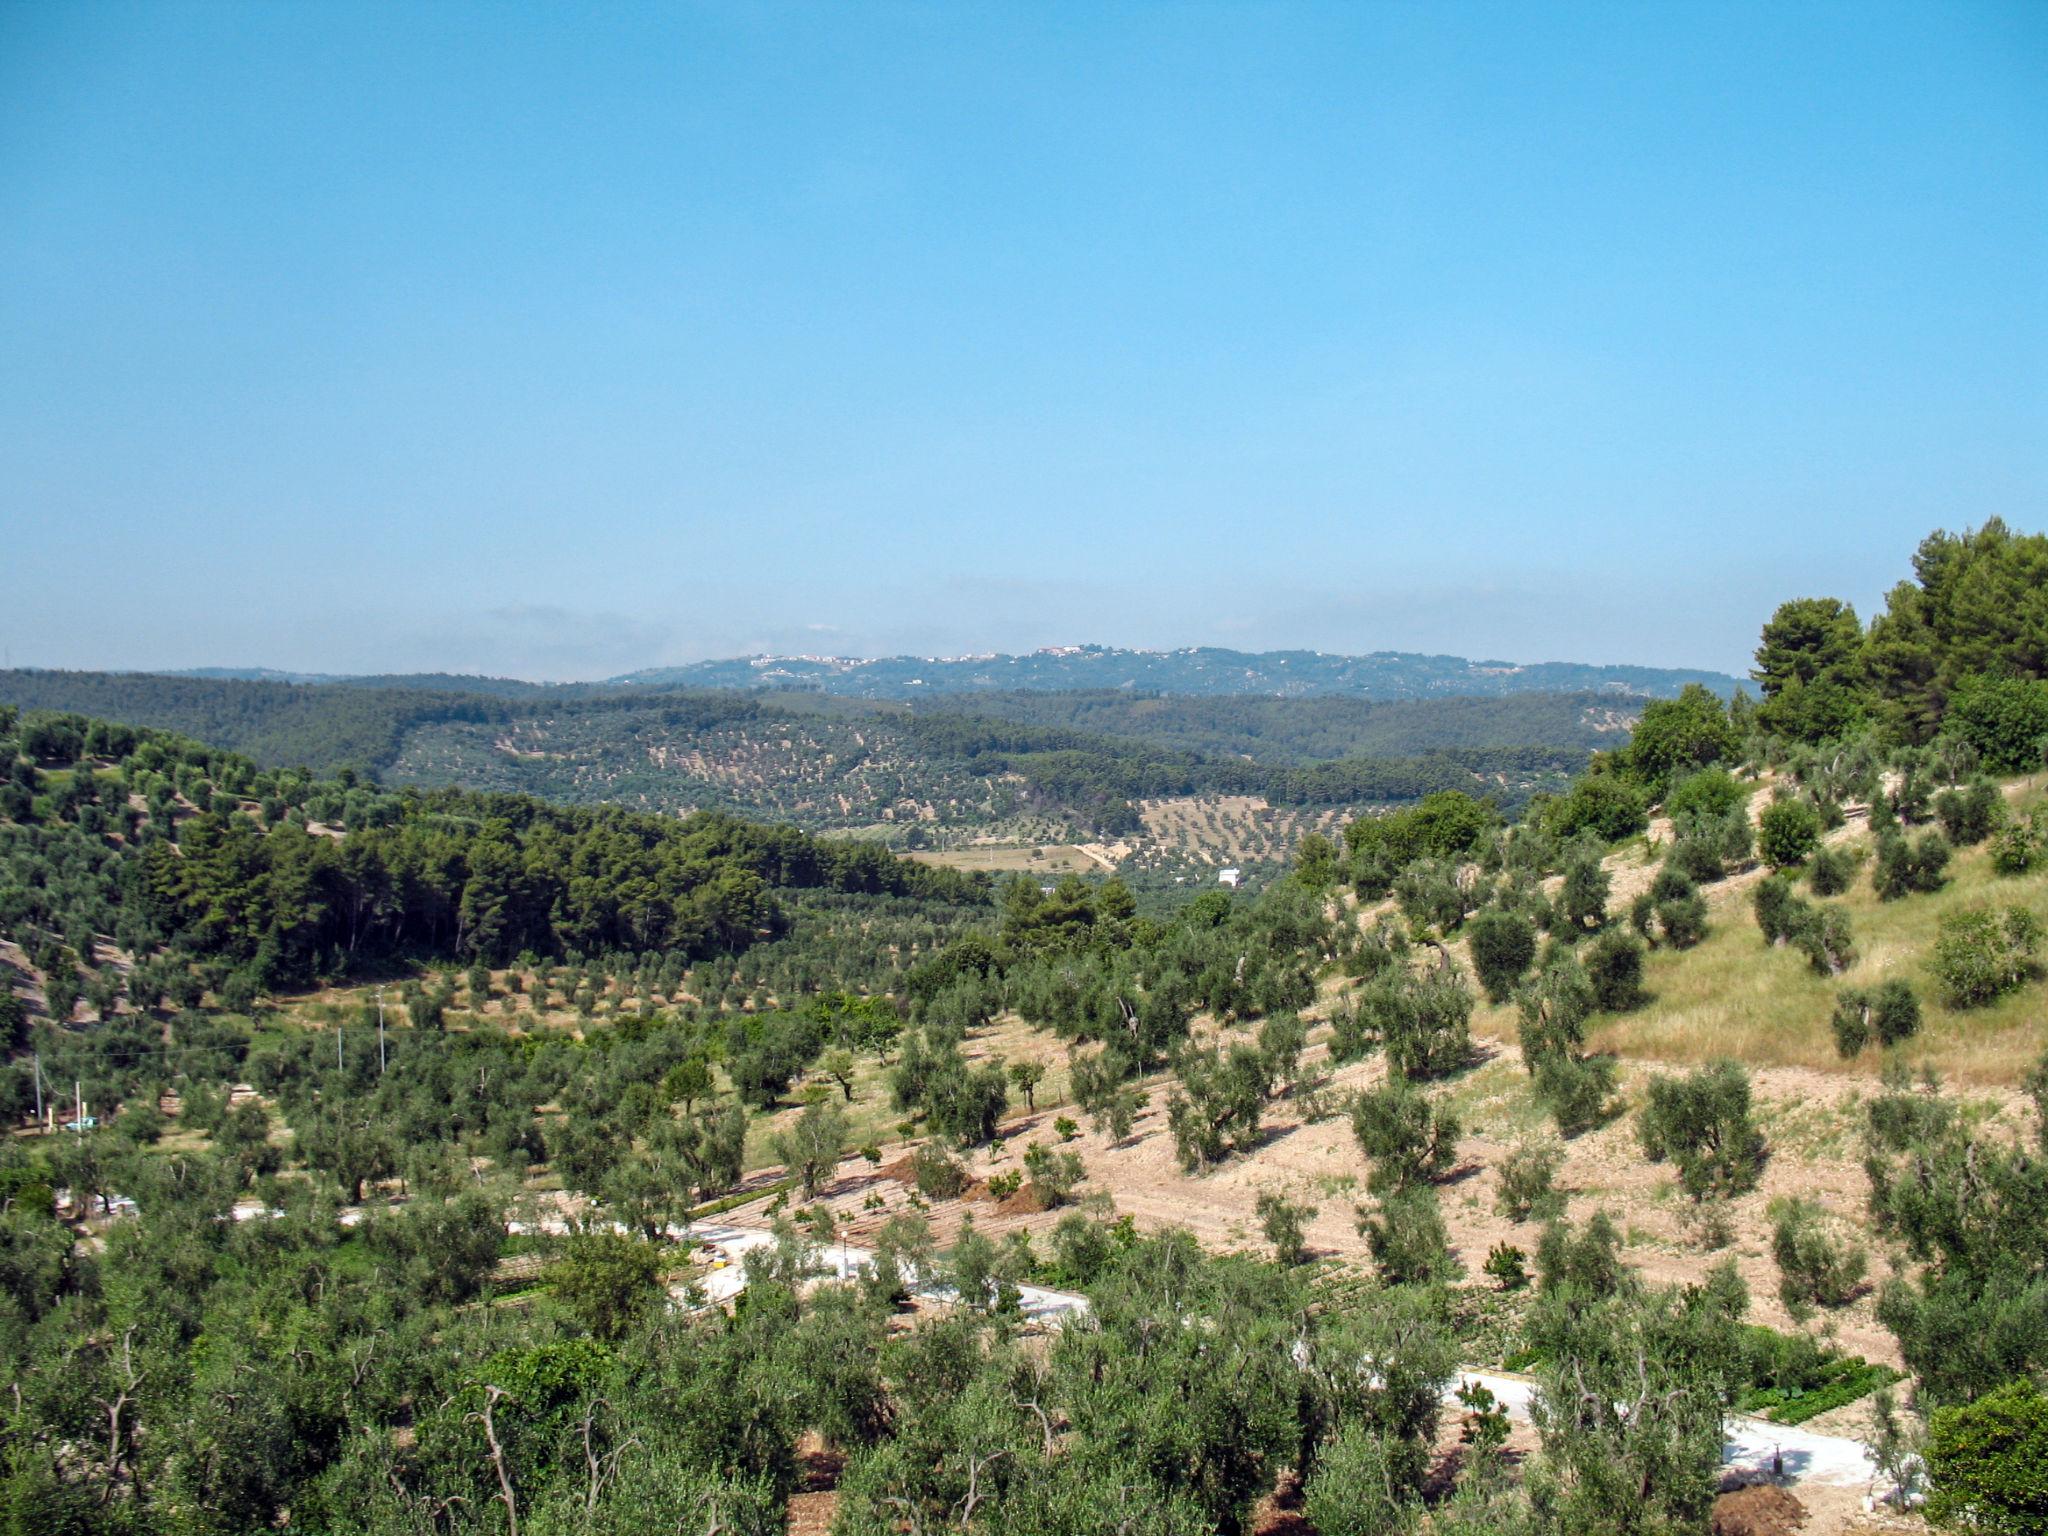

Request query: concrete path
[{"left": 1455, "top": 1370, "right": 1880, "bottom": 1491}]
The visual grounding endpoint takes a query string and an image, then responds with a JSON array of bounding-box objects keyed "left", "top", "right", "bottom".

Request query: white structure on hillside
[{"left": 1217, "top": 867, "right": 1242, "bottom": 889}]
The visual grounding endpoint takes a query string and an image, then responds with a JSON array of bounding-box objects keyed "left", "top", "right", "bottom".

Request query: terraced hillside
[{"left": 389, "top": 708, "right": 1035, "bottom": 835}]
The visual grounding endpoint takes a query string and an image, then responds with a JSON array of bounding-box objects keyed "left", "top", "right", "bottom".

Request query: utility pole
[
  {"left": 74, "top": 1079, "right": 82, "bottom": 1133},
  {"left": 337, "top": 1019, "right": 343, "bottom": 1072},
  {"left": 376, "top": 986, "right": 386, "bottom": 1076},
  {"left": 31, "top": 1052, "right": 41, "bottom": 1132}
]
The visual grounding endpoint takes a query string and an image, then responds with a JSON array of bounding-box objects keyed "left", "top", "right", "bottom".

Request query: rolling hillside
[{"left": 0, "top": 669, "right": 1623, "bottom": 857}]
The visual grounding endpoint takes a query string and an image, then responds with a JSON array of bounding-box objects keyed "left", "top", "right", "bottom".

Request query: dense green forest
[
  {"left": 1, "top": 520, "right": 2045, "bottom": 1534},
  {"left": 906, "top": 686, "right": 1634, "bottom": 761}
]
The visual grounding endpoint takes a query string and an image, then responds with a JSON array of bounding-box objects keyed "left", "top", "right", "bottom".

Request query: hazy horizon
[{"left": 2, "top": 638, "right": 1752, "bottom": 690}]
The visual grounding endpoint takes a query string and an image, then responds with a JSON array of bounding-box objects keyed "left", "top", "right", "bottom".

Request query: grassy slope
[{"left": 1573, "top": 775, "right": 2048, "bottom": 1085}]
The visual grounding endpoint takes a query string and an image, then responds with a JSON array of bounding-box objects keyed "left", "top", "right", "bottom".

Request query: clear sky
[{"left": 2, "top": 2, "right": 2043, "bottom": 680}]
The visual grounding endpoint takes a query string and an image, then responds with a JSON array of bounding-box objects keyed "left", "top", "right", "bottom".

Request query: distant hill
[
  {"left": 0, "top": 668, "right": 1625, "bottom": 847},
  {"left": 608, "top": 645, "right": 1740, "bottom": 700},
  {"left": 164, "top": 667, "right": 564, "bottom": 697}
]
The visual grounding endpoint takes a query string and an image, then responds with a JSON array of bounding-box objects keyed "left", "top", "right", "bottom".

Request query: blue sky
[{"left": 2, "top": 2, "right": 2043, "bottom": 680}]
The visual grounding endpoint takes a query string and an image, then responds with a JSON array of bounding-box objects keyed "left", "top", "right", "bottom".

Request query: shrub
[
  {"left": 1830, "top": 992, "right": 1871, "bottom": 1058},
  {"left": 1643, "top": 866, "right": 1710, "bottom": 948},
  {"left": 1991, "top": 817, "right": 2040, "bottom": 876},
  {"left": 1808, "top": 844, "right": 1856, "bottom": 896},
  {"left": 1374, "top": 969, "right": 1474, "bottom": 1081},
  {"left": 547, "top": 1232, "right": 666, "bottom": 1343},
  {"left": 1534, "top": 1051, "right": 1618, "bottom": 1138},
  {"left": 1358, "top": 1185, "right": 1457, "bottom": 1286},
  {"left": 1670, "top": 805, "right": 1754, "bottom": 883},
  {"left": 909, "top": 1141, "right": 970, "bottom": 1200},
  {"left": 986, "top": 1170, "right": 1023, "bottom": 1199},
  {"left": 1869, "top": 979, "right": 1922, "bottom": 1046},
  {"left": 1557, "top": 847, "right": 1611, "bottom": 932},
  {"left": 1934, "top": 778, "right": 2006, "bottom": 847},
  {"left": 1795, "top": 904, "right": 1856, "bottom": 977},
  {"left": 1583, "top": 929, "right": 1649, "bottom": 1011},
  {"left": 1483, "top": 1242, "right": 1529, "bottom": 1291},
  {"left": 1516, "top": 953, "right": 1595, "bottom": 1067},
  {"left": 1873, "top": 830, "right": 1950, "bottom": 900},
  {"left": 1053, "top": 1115, "right": 1079, "bottom": 1142},
  {"left": 1395, "top": 858, "right": 1468, "bottom": 934},
  {"left": 1892, "top": 764, "right": 1934, "bottom": 825},
  {"left": 1770, "top": 1197, "right": 1866, "bottom": 1319},
  {"left": 1758, "top": 797, "right": 1824, "bottom": 868},
  {"left": 923, "top": 1058, "right": 1010, "bottom": 1148},
  {"left": 1945, "top": 672, "right": 2048, "bottom": 774},
  {"left": 1545, "top": 774, "right": 1649, "bottom": 845},
  {"left": 1021, "top": 1141, "right": 1085, "bottom": 1206},
  {"left": 1665, "top": 767, "right": 1747, "bottom": 821},
  {"left": 1467, "top": 907, "right": 1538, "bottom": 1005},
  {"left": 1752, "top": 875, "right": 1806, "bottom": 945},
  {"left": 1350, "top": 1076, "right": 1461, "bottom": 1195},
  {"left": 1256, "top": 1190, "right": 1317, "bottom": 1267},
  {"left": 1496, "top": 1139, "right": 1565, "bottom": 1222},
  {"left": 1637, "top": 1060, "right": 1767, "bottom": 1200},
  {"left": 1304, "top": 1422, "right": 1424, "bottom": 1536},
  {"left": 1166, "top": 1042, "right": 1267, "bottom": 1169},
  {"left": 1256, "top": 1010, "right": 1309, "bottom": 1096},
  {"left": 1925, "top": 1378, "right": 2048, "bottom": 1536},
  {"left": 772, "top": 1096, "right": 847, "bottom": 1199},
  {"left": 1930, "top": 906, "right": 2043, "bottom": 1007}
]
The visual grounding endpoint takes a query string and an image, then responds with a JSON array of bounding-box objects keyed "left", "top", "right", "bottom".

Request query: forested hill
[
  {"left": 611, "top": 644, "right": 1740, "bottom": 699},
  {"left": 0, "top": 707, "right": 988, "bottom": 1003},
  {"left": 0, "top": 669, "right": 1618, "bottom": 837}
]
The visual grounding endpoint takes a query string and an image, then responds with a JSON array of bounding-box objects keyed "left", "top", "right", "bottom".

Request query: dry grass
[
  {"left": 906, "top": 843, "right": 1098, "bottom": 876},
  {"left": 1561, "top": 780, "right": 2048, "bottom": 1085}
]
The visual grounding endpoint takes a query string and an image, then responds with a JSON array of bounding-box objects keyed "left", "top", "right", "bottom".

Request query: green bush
[
  {"left": 1256, "top": 1189, "right": 1317, "bottom": 1267},
  {"left": 1831, "top": 980, "right": 1921, "bottom": 1058},
  {"left": 1769, "top": 1197, "right": 1866, "bottom": 1319},
  {"left": 1533, "top": 1051, "right": 1617, "bottom": 1139},
  {"left": 1752, "top": 875, "right": 1806, "bottom": 945},
  {"left": 1758, "top": 797, "right": 1823, "bottom": 868},
  {"left": 1638, "top": 1060, "right": 1767, "bottom": 1201},
  {"left": 1358, "top": 1185, "right": 1457, "bottom": 1286},
  {"left": 1870, "top": 979, "right": 1922, "bottom": 1046},
  {"left": 1483, "top": 1242, "right": 1529, "bottom": 1291},
  {"left": 1991, "top": 816, "right": 2040, "bottom": 876},
  {"left": 909, "top": 1141, "right": 970, "bottom": 1200},
  {"left": 1874, "top": 830, "right": 1950, "bottom": 899},
  {"left": 1304, "top": 1421, "right": 1423, "bottom": 1536},
  {"left": 1467, "top": 907, "right": 1538, "bottom": 1005},
  {"left": 1543, "top": 774, "right": 1649, "bottom": 845},
  {"left": 1640, "top": 865, "right": 1710, "bottom": 949},
  {"left": 1929, "top": 906, "right": 2043, "bottom": 1008},
  {"left": 1583, "top": 929, "right": 1649, "bottom": 1011},
  {"left": 1495, "top": 1139, "right": 1565, "bottom": 1222},
  {"left": 1807, "top": 844, "right": 1856, "bottom": 896},
  {"left": 1794, "top": 904, "right": 1856, "bottom": 977},
  {"left": 1350, "top": 1075, "right": 1461, "bottom": 1195},
  {"left": 1665, "top": 767, "right": 1747, "bottom": 821},
  {"left": 1946, "top": 673, "right": 2048, "bottom": 775},
  {"left": 1934, "top": 778, "right": 2006, "bottom": 847},
  {"left": 985, "top": 1170, "right": 1022, "bottom": 1199},
  {"left": 1926, "top": 1378, "right": 2048, "bottom": 1536}
]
